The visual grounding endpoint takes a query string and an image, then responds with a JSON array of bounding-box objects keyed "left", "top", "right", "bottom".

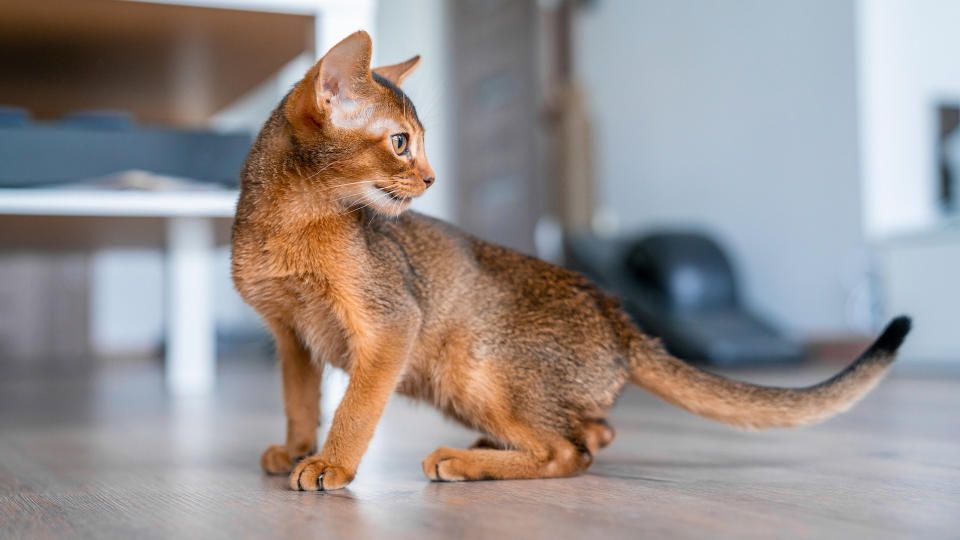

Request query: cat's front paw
[
  {"left": 290, "top": 456, "right": 353, "bottom": 491},
  {"left": 261, "top": 444, "right": 295, "bottom": 475},
  {"left": 261, "top": 444, "right": 315, "bottom": 475}
]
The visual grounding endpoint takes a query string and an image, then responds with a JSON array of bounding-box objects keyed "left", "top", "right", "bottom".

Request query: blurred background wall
[
  {"left": 571, "top": 0, "right": 960, "bottom": 362},
  {"left": 858, "top": 0, "right": 960, "bottom": 238},
  {"left": 576, "top": 0, "right": 864, "bottom": 338}
]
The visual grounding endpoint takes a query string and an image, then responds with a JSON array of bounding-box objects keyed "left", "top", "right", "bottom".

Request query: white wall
[
  {"left": 90, "top": 250, "right": 164, "bottom": 355},
  {"left": 574, "top": 0, "right": 866, "bottom": 338},
  {"left": 877, "top": 230, "right": 960, "bottom": 365},
  {"left": 856, "top": 0, "right": 960, "bottom": 238},
  {"left": 856, "top": 0, "right": 960, "bottom": 364}
]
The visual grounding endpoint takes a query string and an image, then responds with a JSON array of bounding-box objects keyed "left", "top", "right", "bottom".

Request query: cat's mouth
[{"left": 377, "top": 186, "right": 410, "bottom": 202}]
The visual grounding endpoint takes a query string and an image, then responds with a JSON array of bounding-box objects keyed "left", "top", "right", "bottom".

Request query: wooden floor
[{"left": 1, "top": 360, "right": 958, "bottom": 539}]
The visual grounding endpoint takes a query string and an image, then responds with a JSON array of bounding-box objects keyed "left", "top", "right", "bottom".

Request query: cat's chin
[
  {"left": 372, "top": 198, "right": 412, "bottom": 217},
  {"left": 360, "top": 186, "right": 414, "bottom": 217}
]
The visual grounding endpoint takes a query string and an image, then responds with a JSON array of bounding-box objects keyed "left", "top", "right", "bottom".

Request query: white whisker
[
  {"left": 318, "top": 180, "right": 379, "bottom": 192},
  {"left": 340, "top": 199, "right": 375, "bottom": 217},
  {"left": 302, "top": 159, "right": 342, "bottom": 181}
]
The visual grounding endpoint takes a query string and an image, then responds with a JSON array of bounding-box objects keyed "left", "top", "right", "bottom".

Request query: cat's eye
[{"left": 391, "top": 133, "right": 408, "bottom": 155}]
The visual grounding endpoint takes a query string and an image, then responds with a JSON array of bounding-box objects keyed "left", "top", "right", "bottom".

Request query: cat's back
[{"left": 389, "top": 211, "right": 620, "bottom": 328}]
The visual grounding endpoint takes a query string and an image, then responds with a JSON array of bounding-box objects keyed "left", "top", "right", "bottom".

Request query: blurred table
[{"left": 0, "top": 188, "right": 238, "bottom": 395}]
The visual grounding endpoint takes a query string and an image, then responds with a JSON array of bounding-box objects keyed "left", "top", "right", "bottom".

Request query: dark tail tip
[{"left": 871, "top": 315, "right": 912, "bottom": 354}]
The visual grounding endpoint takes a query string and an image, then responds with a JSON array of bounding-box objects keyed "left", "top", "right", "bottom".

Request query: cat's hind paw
[{"left": 422, "top": 447, "right": 470, "bottom": 482}]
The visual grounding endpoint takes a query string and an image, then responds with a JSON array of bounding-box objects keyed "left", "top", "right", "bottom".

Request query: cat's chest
[
  {"left": 290, "top": 292, "right": 351, "bottom": 370},
  {"left": 255, "top": 274, "right": 353, "bottom": 370},
  {"left": 233, "top": 221, "right": 404, "bottom": 372}
]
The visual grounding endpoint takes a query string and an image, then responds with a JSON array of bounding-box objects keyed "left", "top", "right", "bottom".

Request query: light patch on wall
[{"left": 90, "top": 249, "right": 164, "bottom": 356}]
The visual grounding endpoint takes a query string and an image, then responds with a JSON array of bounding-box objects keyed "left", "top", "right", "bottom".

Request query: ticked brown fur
[{"left": 232, "top": 31, "right": 911, "bottom": 491}]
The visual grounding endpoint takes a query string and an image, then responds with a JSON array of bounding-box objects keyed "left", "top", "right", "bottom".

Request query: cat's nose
[{"left": 423, "top": 176, "right": 435, "bottom": 188}]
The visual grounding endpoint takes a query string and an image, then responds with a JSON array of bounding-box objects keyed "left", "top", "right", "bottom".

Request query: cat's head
[{"left": 279, "top": 30, "right": 433, "bottom": 217}]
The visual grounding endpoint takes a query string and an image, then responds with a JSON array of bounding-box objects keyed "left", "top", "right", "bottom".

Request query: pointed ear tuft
[
  {"left": 317, "top": 30, "right": 374, "bottom": 100},
  {"left": 372, "top": 55, "right": 421, "bottom": 86}
]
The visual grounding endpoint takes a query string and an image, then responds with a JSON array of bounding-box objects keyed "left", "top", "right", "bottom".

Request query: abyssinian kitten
[{"left": 232, "top": 31, "right": 911, "bottom": 491}]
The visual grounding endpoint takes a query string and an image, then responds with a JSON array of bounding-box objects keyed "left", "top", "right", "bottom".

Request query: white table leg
[{"left": 166, "top": 216, "right": 216, "bottom": 395}]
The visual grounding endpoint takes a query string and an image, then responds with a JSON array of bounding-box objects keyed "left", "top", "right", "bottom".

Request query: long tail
[{"left": 629, "top": 316, "right": 912, "bottom": 430}]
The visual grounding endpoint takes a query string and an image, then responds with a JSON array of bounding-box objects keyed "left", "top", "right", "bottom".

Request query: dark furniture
[{"left": 566, "top": 230, "right": 806, "bottom": 366}]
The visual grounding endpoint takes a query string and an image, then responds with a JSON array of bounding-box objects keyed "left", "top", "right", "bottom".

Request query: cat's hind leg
[
  {"left": 469, "top": 437, "right": 503, "bottom": 449},
  {"left": 426, "top": 417, "right": 615, "bottom": 481},
  {"left": 468, "top": 419, "right": 613, "bottom": 453},
  {"left": 423, "top": 433, "right": 592, "bottom": 482}
]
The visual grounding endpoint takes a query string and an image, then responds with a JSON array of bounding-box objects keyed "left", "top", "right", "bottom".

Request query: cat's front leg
[
  {"left": 290, "top": 331, "right": 413, "bottom": 491},
  {"left": 261, "top": 321, "right": 321, "bottom": 475}
]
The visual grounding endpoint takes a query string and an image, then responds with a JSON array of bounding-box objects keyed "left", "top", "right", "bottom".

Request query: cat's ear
[
  {"left": 372, "top": 55, "right": 421, "bottom": 86},
  {"left": 316, "top": 30, "right": 374, "bottom": 101},
  {"left": 288, "top": 31, "right": 374, "bottom": 126}
]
